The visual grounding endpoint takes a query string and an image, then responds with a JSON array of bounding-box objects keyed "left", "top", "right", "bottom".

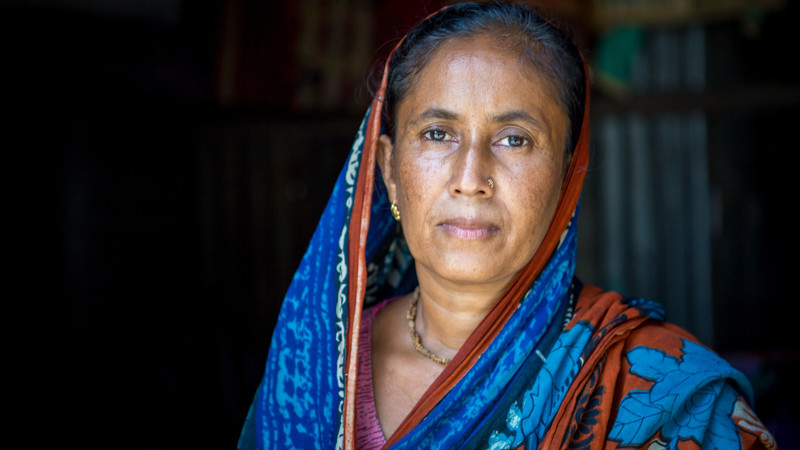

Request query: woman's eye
[
  {"left": 498, "top": 135, "right": 529, "bottom": 147},
  {"left": 424, "top": 129, "right": 452, "bottom": 142}
]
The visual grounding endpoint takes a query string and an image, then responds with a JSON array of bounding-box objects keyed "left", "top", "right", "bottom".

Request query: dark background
[{"left": 10, "top": 0, "right": 797, "bottom": 447}]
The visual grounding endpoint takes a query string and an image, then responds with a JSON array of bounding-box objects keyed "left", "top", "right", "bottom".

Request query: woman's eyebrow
[
  {"left": 489, "top": 110, "right": 541, "bottom": 126},
  {"left": 409, "top": 108, "right": 543, "bottom": 127},
  {"left": 409, "top": 107, "right": 461, "bottom": 124}
]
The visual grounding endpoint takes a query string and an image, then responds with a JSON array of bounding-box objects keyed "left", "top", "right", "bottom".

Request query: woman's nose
[{"left": 448, "top": 140, "right": 494, "bottom": 198}]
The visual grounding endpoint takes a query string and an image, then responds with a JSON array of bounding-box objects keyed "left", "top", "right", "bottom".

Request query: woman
[{"left": 239, "top": 2, "right": 776, "bottom": 449}]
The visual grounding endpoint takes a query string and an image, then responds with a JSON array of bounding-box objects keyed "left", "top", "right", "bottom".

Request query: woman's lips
[{"left": 438, "top": 218, "right": 499, "bottom": 240}]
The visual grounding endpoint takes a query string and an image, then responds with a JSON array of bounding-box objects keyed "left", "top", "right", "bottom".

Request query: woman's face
[{"left": 378, "top": 35, "right": 569, "bottom": 290}]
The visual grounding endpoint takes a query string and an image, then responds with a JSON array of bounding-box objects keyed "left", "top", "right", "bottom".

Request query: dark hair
[{"left": 382, "top": 1, "right": 585, "bottom": 156}]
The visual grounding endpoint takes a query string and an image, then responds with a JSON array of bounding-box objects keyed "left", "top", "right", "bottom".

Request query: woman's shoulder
[
  {"left": 573, "top": 283, "right": 704, "bottom": 351},
  {"left": 573, "top": 283, "right": 733, "bottom": 380},
  {"left": 563, "top": 284, "right": 777, "bottom": 449},
  {"left": 574, "top": 284, "right": 669, "bottom": 328}
]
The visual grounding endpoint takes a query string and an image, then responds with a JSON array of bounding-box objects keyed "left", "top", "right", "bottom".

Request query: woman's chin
[{"left": 418, "top": 253, "right": 524, "bottom": 288}]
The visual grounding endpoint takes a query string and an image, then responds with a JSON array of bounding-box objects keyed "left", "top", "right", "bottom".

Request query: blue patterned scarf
[
  {"left": 237, "top": 92, "right": 588, "bottom": 446},
  {"left": 237, "top": 2, "right": 774, "bottom": 444}
]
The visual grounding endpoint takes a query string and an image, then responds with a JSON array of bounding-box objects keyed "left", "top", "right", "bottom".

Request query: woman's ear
[{"left": 377, "top": 134, "right": 397, "bottom": 202}]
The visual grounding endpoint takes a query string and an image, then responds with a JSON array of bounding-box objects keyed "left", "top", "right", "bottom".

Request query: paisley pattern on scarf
[{"left": 240, "top": 112, "right": 373, "bottom": 449}]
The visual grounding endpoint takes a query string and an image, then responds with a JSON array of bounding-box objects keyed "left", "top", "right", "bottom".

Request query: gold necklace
[
  {"left": 406, "top": 286, "right": 450, "bottom": 366},
  {"left": 406, "top": 282, "right": 575, "bottom": 367}
]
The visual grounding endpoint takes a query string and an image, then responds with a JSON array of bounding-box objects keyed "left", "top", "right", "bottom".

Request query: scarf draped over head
[
  {"left": 237, "top": 3, "right": 772, "bottom": 449},
  {"left": 237, "top": 5, "right": 591, "bottom": 449}
]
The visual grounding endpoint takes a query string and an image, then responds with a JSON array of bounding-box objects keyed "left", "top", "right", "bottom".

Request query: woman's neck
[{"left": 413, "top": 271, "right": 509, "bottom": 357}]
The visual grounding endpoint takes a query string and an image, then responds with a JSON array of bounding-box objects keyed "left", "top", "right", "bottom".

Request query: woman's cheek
[{"left": 398, "top": 155, "right": 439, "bottom": 206}]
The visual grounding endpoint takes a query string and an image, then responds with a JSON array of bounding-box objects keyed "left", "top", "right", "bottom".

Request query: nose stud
[{"left": 487, "top": 178, "right": 494, "bottom": 189}]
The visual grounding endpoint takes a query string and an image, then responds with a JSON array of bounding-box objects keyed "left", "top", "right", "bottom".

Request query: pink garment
[{"left": 355, "top": 300, "right": 391, "bottom": 449}]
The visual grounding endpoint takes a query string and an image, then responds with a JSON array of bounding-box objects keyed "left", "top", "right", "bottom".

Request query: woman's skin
[{"left": 372, "top": 34, "right": 570, "bottom": 437}]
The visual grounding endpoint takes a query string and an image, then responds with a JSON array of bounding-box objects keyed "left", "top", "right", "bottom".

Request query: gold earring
[
  {"left": 390, "top": 202, "right": 401, "bottom": 221},
  {"left": 488, "top": 177, "right": 495, "bottom": 189}
]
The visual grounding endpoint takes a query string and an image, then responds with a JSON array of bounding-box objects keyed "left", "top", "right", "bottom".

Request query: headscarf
[
  {"left": 237, "top": 4, "right": 590, "bottom": 448},
  {"left": 237, "top": 3, "right": 772, "bottom": 449}
]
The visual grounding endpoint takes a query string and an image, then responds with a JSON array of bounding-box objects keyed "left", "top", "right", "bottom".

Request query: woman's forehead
[{"left": 397, "top": 36, "right": 563, "bottom": 124}]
